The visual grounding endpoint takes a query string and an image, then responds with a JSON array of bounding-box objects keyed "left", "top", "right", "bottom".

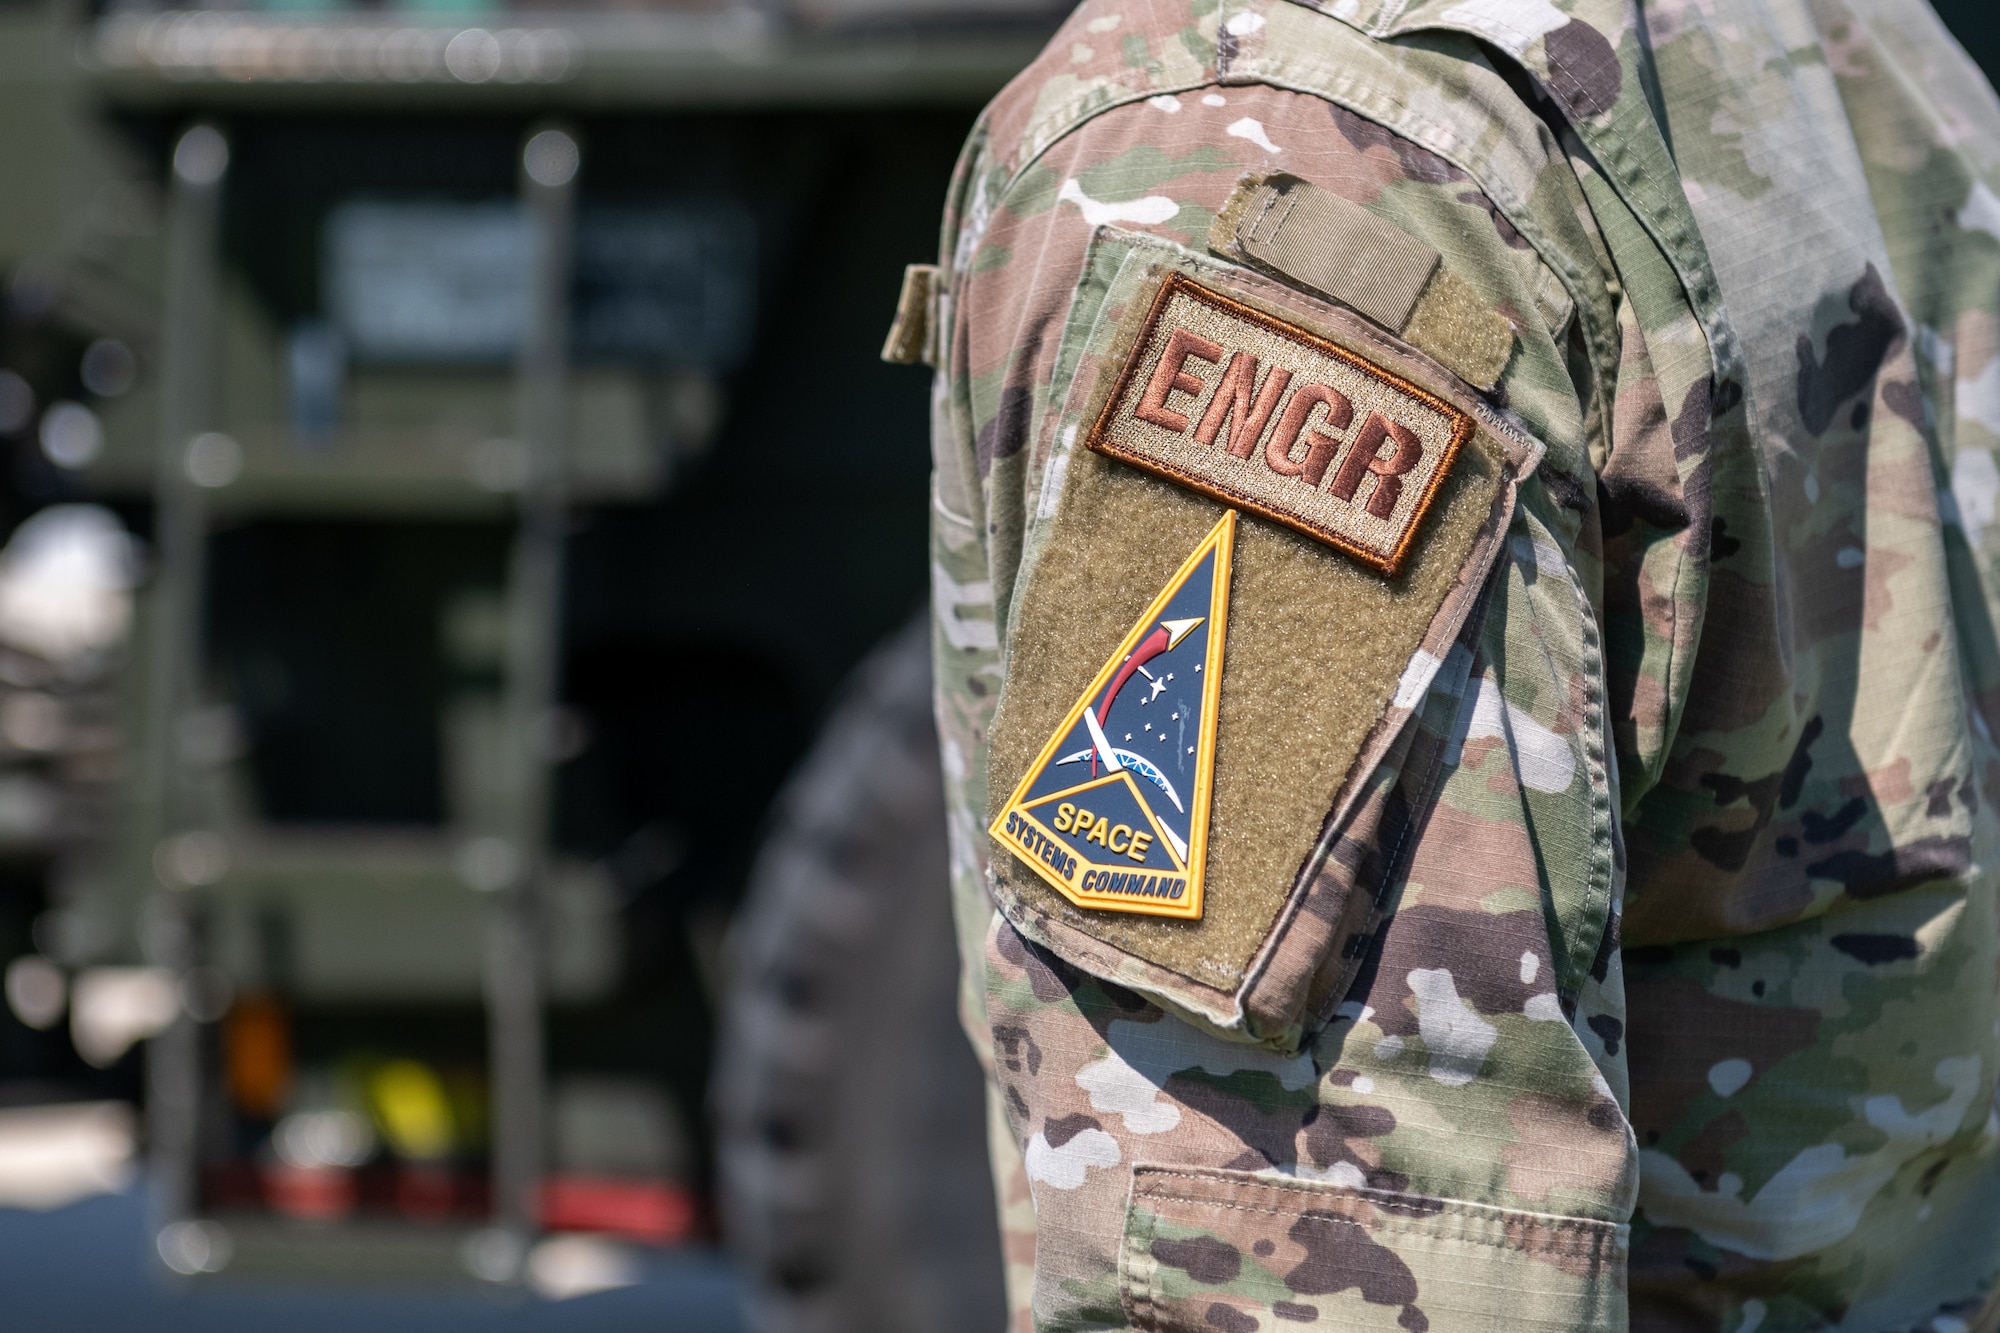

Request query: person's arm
[{"left": 930, "top": 10, "right": 1661, "bottom": 1324}]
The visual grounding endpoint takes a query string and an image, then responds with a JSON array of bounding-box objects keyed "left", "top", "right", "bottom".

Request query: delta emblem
[{"left": 991, "top": 510, "right": 1234, "bottom": 920}]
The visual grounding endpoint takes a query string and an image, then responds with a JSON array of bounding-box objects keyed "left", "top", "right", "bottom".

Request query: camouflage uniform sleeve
[
  {"left": 930, "top": 5, "right": 1650, "bottom": 1328},
  {"left": 929, "top": 113, "right": 1043, "bottom": 1325}
]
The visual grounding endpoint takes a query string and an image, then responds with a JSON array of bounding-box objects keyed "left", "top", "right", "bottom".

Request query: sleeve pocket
[{"left": 1121, "top": 1165, "right": 1627, "bottom": 1333}]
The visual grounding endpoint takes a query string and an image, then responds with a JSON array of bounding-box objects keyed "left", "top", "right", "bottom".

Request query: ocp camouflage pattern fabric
[{"left": 926, "top": 1, "right": 2000, "bottom": 1330}]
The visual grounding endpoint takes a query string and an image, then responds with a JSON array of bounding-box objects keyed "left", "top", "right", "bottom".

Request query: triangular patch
[{"left": 990, "top": 510, "right": 1234, "bottom": 919}]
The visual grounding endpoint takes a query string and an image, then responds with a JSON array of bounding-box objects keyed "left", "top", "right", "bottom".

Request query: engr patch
[{"left": 1087, "top": 272, "right": 1474, "bottom": 576}]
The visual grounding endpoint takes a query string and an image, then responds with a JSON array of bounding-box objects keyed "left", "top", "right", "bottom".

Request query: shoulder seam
[
  {"left": 1000, "top": 79, "right": 1218, "bottom": 198},
  {"left": 1219, "top": 70, "right": 1617, "bottom": 457}
]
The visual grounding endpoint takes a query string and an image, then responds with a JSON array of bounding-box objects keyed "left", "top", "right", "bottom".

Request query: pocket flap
[
  {"left": 985, "top": 230, "right": 1542, "bottom": 1048},
  {"left": 1122, "top": 1165, "right": 1627, "bottom": 1333}
]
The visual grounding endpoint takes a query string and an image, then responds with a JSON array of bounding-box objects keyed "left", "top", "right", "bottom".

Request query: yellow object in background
[{"left": 366, "top": 1060, "right": 454, "bottom": 1161}]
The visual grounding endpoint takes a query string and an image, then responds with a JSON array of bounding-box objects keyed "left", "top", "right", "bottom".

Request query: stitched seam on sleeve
[
  {"left": 1129, "top": 1169, "right": 1628, "bottom": 1251},
  {"left": 1133, "top": 1194, "right": 1622, "bottom": 1257},
  {"left": 1132, "top": 1167, "right": 1628, "bottom": 1231},
  {"left": 1229, "top": 71, "right": 1614, "bottom": 409},
  {"left": 1120, "top": 1171, "right": 1162, "bottom": 1332}
]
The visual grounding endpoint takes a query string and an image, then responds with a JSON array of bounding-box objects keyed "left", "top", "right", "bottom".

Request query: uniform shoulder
[
  {"left": 979, "top": 0, "right": 1223, "bottom": 188},
  {"left": 981, "top": 0, "right": 1571, "bottom": 220}
]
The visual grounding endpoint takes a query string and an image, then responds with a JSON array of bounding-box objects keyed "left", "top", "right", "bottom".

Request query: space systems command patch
[
  {"left": 989, "top": 511, "right": 1234, "bottom": 920},
  {"left": 1088, "top": 273, "right": 1474, "bottom": 577}
]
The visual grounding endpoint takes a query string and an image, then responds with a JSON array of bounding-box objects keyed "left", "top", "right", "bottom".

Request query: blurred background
[{"left": 0, "top": 2, "right": 1989, "bottom": 1331}]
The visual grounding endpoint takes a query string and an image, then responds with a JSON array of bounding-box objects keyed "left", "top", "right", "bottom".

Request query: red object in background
[
  {"left": 263, "top": 1163, "right": 358, "bottom": 1220},
  {"left": 539, "top": 1176, "right": 697, "bottom": 1245},
  {"left": 395, "top": 1163, "right": 457, "bottom": 1221},
  {"left": 351, "top": 1162, "right": 490, "bottom": 1221}
]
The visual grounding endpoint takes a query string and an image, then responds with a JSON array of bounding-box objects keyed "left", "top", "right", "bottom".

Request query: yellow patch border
[{"left": 989, "top": 509, "right": 1234, "bottom": 919}]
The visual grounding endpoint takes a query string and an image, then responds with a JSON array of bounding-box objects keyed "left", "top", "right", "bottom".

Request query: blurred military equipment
[
  {"left": 716, "top": 619, "right": 1005, "bottom": 1333},
  {"left": 0, "top": 0, "right": 1049, "bottom": 1318}
]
